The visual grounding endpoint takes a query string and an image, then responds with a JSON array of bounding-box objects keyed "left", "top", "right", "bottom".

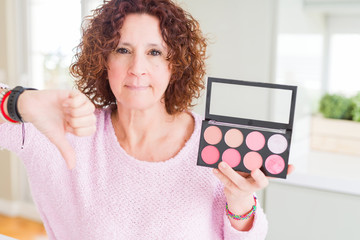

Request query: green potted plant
[
  {"left": 311, "top": 92, "right": 360, "bottom": 156},
  {"left": 318, "top": 93, "right": 353, "bottom": 120}
]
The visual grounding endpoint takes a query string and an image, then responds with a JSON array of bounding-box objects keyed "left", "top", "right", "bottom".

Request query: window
[
  {"left": 29, "top": 0, "right": 81, "bottom": 89},
  {"left": 275, "top": 34, "right": 323, "bottom": 114},
  {"left": 276, "top": 6, "right": 360, "bottom": 113},
  {"left": 327, "top": 16, "right": 360, "bottom": 96}
]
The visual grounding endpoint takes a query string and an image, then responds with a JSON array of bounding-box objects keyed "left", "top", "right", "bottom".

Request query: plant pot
[{"left": 311, "top": 115, "right": 360, "bottom": 156}]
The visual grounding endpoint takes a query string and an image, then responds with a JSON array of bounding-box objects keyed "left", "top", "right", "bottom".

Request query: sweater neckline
[{"left": 106, "top": 108, "right": 201, "bottom": 168}]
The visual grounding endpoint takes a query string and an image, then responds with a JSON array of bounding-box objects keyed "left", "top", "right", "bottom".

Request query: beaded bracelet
[
  {"left": 226, "top": 196, "right": 257, "bottom": 220},
  {"left": 0, "top": 83, "right": 10, "bottom": 89}
]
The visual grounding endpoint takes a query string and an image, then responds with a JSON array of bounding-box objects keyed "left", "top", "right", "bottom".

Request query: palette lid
[{"left": 205, "top": 77, "right": 297, "bottom": 130}]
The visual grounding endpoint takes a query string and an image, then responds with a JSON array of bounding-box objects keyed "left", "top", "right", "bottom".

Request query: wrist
[
  {"left": 226, "top": 195, "right": 257, "bottom": 222},
  {"left": 226, "top": 193, "right": 255, "bottom": 216},
  {"left": 0, "top": 86, "right": 38, "bottom": 123},
  {"left": 17, "top": 90, "right": 35, "bottom": 123}
]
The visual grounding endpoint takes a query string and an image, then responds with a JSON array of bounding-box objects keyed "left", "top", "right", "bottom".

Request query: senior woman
[{"left": 0, "top": 0, "right": 274, "bottom": 239}]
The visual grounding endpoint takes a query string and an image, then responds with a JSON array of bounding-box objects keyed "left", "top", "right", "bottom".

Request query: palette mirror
[{"left": 210, "top": 82, "right": 293, "bottom": 125}]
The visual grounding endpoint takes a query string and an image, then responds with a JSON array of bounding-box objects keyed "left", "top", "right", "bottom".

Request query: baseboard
[{"left": 0, "top": 198, "right": 42, "bottom": 222}]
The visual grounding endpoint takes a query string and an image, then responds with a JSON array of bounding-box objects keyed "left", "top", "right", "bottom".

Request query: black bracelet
[{"left": 7, "top": 86, "right": 37, "bottom": 122}]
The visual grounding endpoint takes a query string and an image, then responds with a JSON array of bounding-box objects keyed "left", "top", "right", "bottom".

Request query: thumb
[
  {"left": 62, "top": 89, "right": 81, "bottom": 106},
  {"left": 51, "top": 135, "right": 76, "bottom": 170}
]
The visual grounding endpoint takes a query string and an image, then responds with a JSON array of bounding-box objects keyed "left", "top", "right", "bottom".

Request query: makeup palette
[{"left": 197, "top": 77, "right": 297, "bottom": 179}]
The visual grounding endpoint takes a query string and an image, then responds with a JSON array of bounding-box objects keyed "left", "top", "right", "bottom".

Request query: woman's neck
[
  {"left": 112, "top": 104, "right": 172, "bottom": 141},
  {"left": 111, "top": 104, "right": 194, "bottom": 162}
]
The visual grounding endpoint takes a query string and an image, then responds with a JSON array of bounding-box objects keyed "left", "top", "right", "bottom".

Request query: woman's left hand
[{"left": 213, "top": 162, "right": 294, "bottom": 226}]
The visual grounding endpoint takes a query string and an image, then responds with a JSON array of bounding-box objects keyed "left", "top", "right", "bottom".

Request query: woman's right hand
[{"left": 18, "top": 89, "right": 96, "bottom": 169}]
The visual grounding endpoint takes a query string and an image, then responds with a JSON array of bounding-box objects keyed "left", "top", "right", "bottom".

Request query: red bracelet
[{"left": 1, "top": 90, "right": 18, "bottom": 123}]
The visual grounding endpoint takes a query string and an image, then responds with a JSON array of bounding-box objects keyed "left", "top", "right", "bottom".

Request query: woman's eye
[
  {"left": 149, "top": 49, "right": 162, "bottom": 56},
  {"left": 115, "top": 48, "right": 130, "bottom": 54}
]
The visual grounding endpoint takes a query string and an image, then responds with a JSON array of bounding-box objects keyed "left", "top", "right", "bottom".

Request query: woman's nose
[{"left": 128, "top": 53, "right": 147, "bottom": 77}]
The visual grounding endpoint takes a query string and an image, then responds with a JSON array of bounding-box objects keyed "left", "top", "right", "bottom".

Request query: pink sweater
[{"left": 0, "top": 108, "right": 268, "bottom": 239}]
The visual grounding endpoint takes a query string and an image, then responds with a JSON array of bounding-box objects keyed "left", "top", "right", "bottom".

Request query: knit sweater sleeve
[
  {"left": 223, "top": 199, "right": 268, "bottom": 239},
  {"left": 0, "top": 122, "right": 35, "bottom": 154},
  {"left": 0, "top": 122, "right": 62, "bottom": 168}
]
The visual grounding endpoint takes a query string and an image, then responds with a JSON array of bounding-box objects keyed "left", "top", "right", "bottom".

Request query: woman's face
[{"left": 107, "top": 13, "right": 171, "bottom": 112}]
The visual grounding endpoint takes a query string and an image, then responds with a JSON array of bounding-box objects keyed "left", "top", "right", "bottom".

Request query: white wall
[
  {"left": 278, "top": 0, "right": 324, "bottom": 34},
  {"left": 177, "top": 0, "right": 277, "bottom": 116},
  {"left": 266, "top": 182, "right": 360, "bottom": 240}
]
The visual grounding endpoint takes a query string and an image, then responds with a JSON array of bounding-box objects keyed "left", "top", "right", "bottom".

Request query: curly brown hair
[{"left": 70, "top": 0, "right": 207, "bottom": 114}]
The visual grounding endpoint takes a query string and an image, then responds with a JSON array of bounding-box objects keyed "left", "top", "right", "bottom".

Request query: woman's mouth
[{"left": 125, "top": 85, "right": 149, "bottom": 91}]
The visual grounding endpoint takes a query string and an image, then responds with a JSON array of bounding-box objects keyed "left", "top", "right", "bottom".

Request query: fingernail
[
  {"left": 252, "top": 169, "right": 260, "bottom": 177},
  {"left": 219, "top": 162, "right": 227, "bottom": 170}
]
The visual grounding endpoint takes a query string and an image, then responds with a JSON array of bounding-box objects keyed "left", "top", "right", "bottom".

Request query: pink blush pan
[
  {"left": 224, "top": 129, "right": 243, "bottom": 148},
  {"left": 243, "top": 152, "right": 263, "bottom": 171},
  {"left": 222, "top": 148, "right": 241, "bottom": 167},
  {"left": 268, "top": 134, "right": 288, "bottom": 154},
  {"left": 201, "top": 145, "right": 220, "bottom": 165},
  {"left": 246, "top": 131, "right": 265, "bottom": 151},
  {"left": 265, "top": 155, "right": 285, "bottom": 174},
  {"left": 204, "top": 126, "right": 222, "bottom": 145}
]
